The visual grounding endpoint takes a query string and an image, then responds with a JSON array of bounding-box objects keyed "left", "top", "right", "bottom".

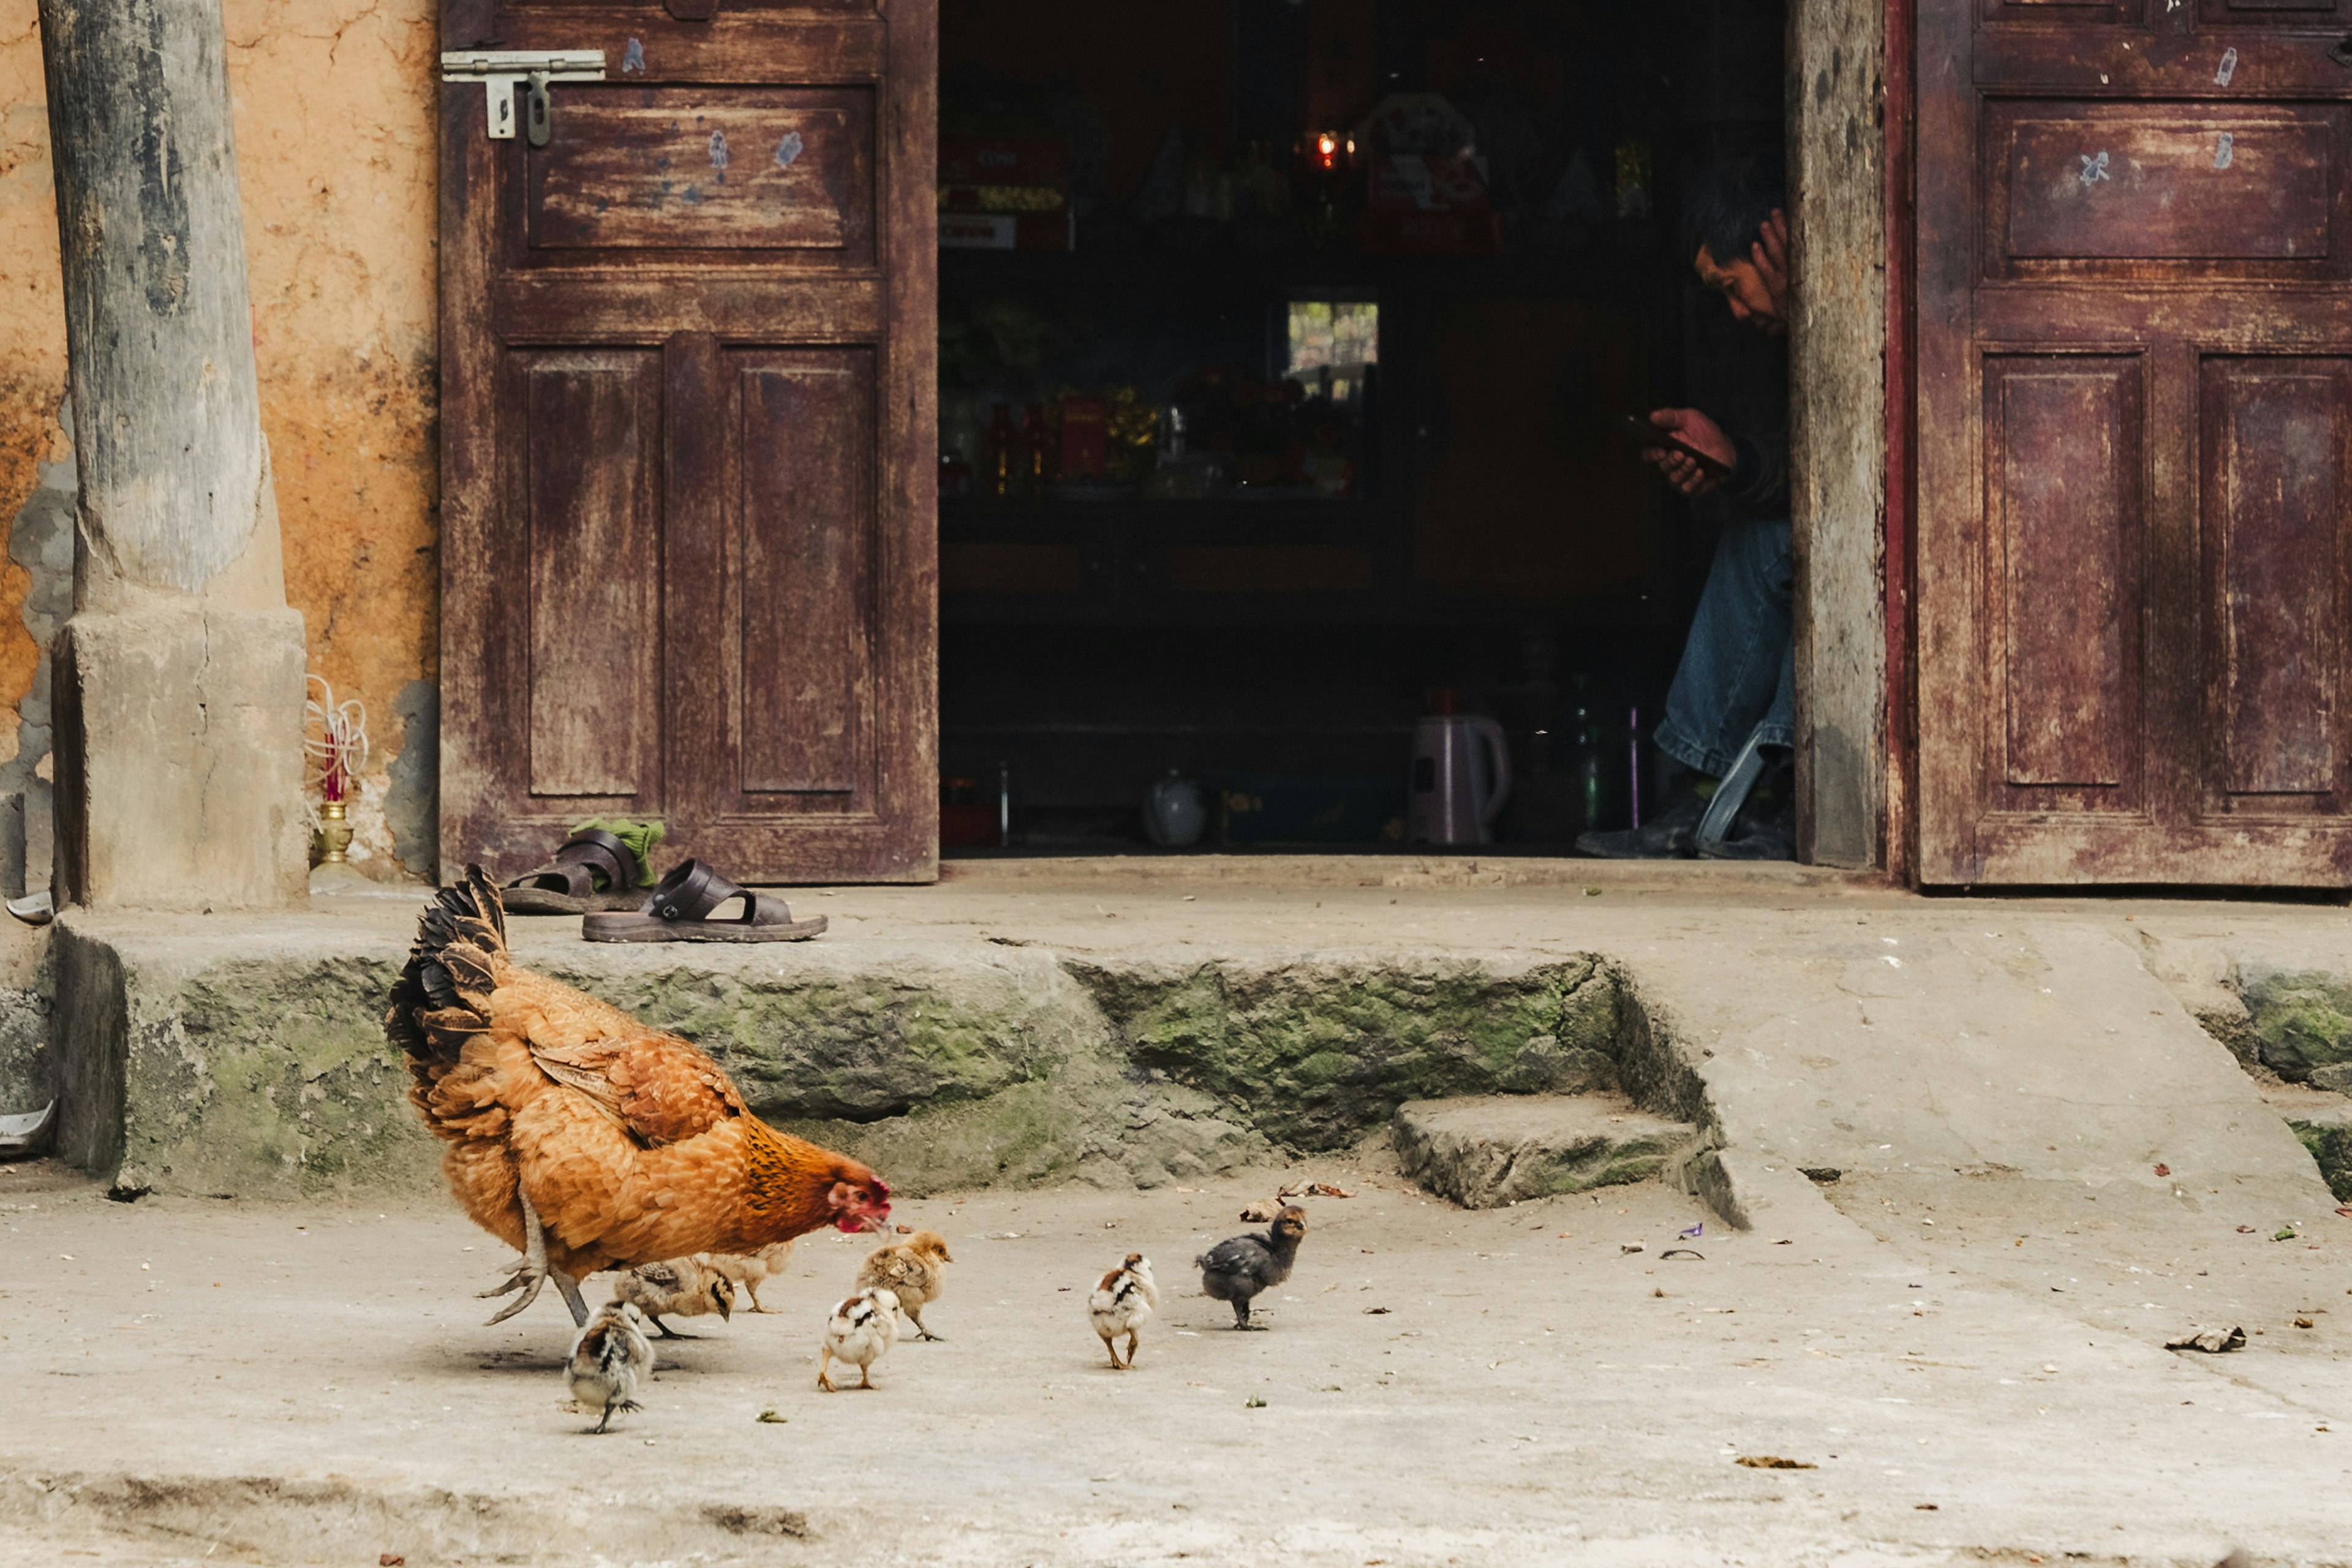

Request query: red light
[{"left": 1315, "top": 130, "right": 1340, "bottom": 170}]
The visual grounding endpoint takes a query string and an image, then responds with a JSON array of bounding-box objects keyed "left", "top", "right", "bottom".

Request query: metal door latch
[{"left": 440, "top": 50, "right": 605, "bottom": 145}]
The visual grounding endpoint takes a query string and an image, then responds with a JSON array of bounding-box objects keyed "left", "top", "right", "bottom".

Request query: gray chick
[
  {"left": 566, "top": 1301, "right": 654, "bottom": 1433},
  {"left": 1196, "top": 1204, "right": 1308, "bottom": 1329}
]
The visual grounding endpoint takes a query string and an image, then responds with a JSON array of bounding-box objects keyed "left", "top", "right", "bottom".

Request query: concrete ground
[
  {"left": 13, "top": 858, "right": 2352, "bottom": 1563},
  {"left": 2, "top": 1149, "right": 2349, "bottom": 1566}
]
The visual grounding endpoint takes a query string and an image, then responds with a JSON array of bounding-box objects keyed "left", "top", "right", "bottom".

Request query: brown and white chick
[
  {"left": 817, "top": 1286, "right": 899, "bottom": 1391},
  {"left": 566, "top": 1301, "right": 654, "bottom": 1433},
  {"left": 701, "top": 1240, "right": 796, "bottom": 1313},
  {"left": 1088, "top": 1252, "right": 1158, "bottom": 1370},
  {"left": 853, "top": 1229, "right": 953, "bottom": 1341},
  {"left": 612, "top": 1256, "right": 736, "bottom": 1339}
]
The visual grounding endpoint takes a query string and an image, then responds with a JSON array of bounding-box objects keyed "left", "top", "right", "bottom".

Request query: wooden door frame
[{"left": 1883, "top": 0, "right": 1919, "bottom": 888}]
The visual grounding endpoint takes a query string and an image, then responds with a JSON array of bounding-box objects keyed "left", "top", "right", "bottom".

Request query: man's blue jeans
[{"left": 1654, "top": 518, "right": 1795, "bottom": 780}]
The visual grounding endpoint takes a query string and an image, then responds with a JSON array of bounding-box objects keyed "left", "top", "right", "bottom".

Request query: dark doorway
[{"left": 937, "top": 0, "right": 1787, "bottom": 854}]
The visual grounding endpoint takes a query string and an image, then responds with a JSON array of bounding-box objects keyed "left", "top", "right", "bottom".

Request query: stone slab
[
  {"left": 1393, "top": 1091, "right": 1696, "bottom": 1207},
  {"left": 47, "top": 890, "right": 1667, "bottom": 1202},
  {"left": 39, "top": 861, "right": 2352, "bottom": 1248},
  {"left": 52, "top": 604, "right": 309, "bottom": 912}
]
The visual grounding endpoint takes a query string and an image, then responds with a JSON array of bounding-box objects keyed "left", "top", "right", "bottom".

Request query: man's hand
[
  {"left": 1751, "top": 208, "right": 1789, "bottom": 323},
  {"left": 1642, "top": 408, "right": 1736, "bottom": 496}
]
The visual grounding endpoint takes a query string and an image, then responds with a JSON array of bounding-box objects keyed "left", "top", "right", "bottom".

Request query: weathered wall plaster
[{"left": 0, "top": 0, "right": 440, "bottom": 884}]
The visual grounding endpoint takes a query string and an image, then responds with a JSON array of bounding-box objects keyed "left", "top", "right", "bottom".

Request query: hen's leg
[
  {"left": 553, "top": 1270, "right": 589, "bottom": 1328},
  {"left": 1232, "top": 1297, "right": 1261, "bottom": 1330},
  {"left": 481, "top": 1193, "right": 552, "bottom": 1325},
  {"left": 745, "top": 1282, "right": 774, "bottom": 1313},
  {"left": 594, "top": 1397, "right": 617, "bottom": 1434},
  {"left": 816, "top": 1348, "right": 836, "bottom": 1392},
  {"left": 1099, "top": 1331, "right": 1123, "bottom": 1370},
  {"left": 859, "top": 1362, "right": 875, "bottom": 1390},
  {"left": 1126, "top": 1330, "right": 1142, "bottom": 1366},
  {"left": 646, "top": 1314, "right": 700, "bottom": 1340},
  {"left": 907, "top": 1303, "right": 943, "bottom": 1342}
]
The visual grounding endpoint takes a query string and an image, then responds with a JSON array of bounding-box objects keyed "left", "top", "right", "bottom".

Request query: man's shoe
[
  {"left": 1700, "top": 796, "right": 1794, "bottom": 861},
  {"left": 1575, "top": 791, "right": 1703, "bottom": 859}
]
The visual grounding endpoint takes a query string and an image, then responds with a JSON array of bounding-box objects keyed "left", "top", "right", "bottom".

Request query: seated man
[{"left": 1580, "top": 154, "right": 1793, "bottom": 860}]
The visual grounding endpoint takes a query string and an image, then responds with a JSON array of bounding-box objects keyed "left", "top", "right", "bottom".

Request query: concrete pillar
[
  {"left": 1787, "top": 0, "right": 1889, "bottom": 870},
  {"left": 38, "top": 0, "right": 309, "bottom": 910}
]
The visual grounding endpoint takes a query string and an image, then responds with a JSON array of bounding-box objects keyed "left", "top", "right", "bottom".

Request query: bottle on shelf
[
  {"left": 986, "top": 402, "right": 1015, "bottom": 500},
  {"left": 1021, "top": 402, "right": 1050, "bottom": 497}
]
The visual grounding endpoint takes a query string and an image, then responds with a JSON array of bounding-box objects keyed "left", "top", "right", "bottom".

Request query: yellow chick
[
  {"left": 854, "top": 1230, "right": 953, "bottom": 1341},
  {"left": 612, "top": 1256, "right": 736, "bottom": 1339},
  {"left": 701, "top": 1241, "right": 796, "bottom": 1313}
]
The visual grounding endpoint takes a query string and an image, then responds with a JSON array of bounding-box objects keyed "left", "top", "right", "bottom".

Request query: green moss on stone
[
  {"left": 1071, "top": 957, "right": 1623, "bottom": 1150},
  {"left": 123, "top": 957, "right": 439, "bottom": 1197},
  {"left": 2290, "top": 1118, "right": 2352, "bottom": 1204},
  {"left": 2242, "top": 971, "right": 2352, "bottom": 1079}
]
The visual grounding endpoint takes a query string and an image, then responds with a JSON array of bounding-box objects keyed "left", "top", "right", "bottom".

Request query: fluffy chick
[
  {"left": 1088, "top": 1252, "right": 1159, "bottom": 1370},
  {"left": 818, "top": 1286, "right": 899, "bottom": 1391},
  {"left": 566, "top": 1301, "right": 654, "bottom": 1433},
  {"left": 1196, "top": 1204, "right": 1307, "bottom": 1330},
  {"left": 854, "top": 1230, "right": 954, "bottom": 1341},
  {"left": 612, "top": 1256, "right": 736, "bottom": 1339},
  {"left": 701, "top": 1240, "right": 796, "bottom": 1313}
]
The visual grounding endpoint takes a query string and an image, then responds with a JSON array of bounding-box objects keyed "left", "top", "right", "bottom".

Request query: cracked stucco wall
[{"left": 0, "top": 0, "right": 441, "bottom": 884}]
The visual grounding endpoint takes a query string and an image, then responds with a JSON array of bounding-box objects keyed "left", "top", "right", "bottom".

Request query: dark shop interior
[{"left": 935, "top": 0, "right": 1787, "bottom": 853}]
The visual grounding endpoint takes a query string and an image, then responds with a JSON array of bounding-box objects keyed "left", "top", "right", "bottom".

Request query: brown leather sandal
[
  {"left": 581, "top": 859, "right": 827, "bottom": 943},
  {"left": 501, "top": 829, "right": 646, "bottom": 915}
]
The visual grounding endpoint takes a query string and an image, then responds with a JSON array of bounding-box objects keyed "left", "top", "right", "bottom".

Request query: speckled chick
[
  {"left": 818, "top": 1287, "right": 899, "bottom": 1392},
  {"left": 566, "top": 1301, "right": 654, "bottom": 1433},
  {"left": 1088, "top": 1253, "right": 1159, "bottom": 1370}
]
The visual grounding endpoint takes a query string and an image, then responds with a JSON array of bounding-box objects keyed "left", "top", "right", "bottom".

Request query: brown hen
[{"left": 385, "top": 867, "right": 892, "bottom": 1325}]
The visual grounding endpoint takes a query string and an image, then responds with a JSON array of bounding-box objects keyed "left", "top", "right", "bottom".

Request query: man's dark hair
[{"left": 1682, "top": 152, "right": 1786, "bottom": 266}]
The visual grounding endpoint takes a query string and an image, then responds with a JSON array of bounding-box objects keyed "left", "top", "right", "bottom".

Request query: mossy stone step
[
  {"left": 2284, "top": 1098, "right": 2352, "bottom": 1204},
  {"left": 1393, "top": 1093, "right": 1697, "bottom": 1209}
]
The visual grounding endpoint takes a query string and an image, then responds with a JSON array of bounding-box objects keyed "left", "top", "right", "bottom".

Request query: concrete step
[
  {"left": 33, "top": 864, "right": 2352, "bottom": 1249},
  {"left": 1393, "top": 1092, "right": 1697, "bottom": 1208}
]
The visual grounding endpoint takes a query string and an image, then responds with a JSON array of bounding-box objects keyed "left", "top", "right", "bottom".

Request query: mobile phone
[{"left": 1612, "top": 415, "right": 1733, "bottom": 481}]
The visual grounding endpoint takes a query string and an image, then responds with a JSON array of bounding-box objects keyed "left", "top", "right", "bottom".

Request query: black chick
[{"left": 1196, "top": 1204, "right": 1308, "bottom": 1330}]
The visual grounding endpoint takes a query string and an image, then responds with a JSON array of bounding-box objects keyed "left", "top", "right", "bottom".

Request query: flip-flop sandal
[
  {"left": 581, "top": 859, "right": 828, "bottom": 943},
  {"left": 502, "top": 829, "right": 646, "bottom": 914}
]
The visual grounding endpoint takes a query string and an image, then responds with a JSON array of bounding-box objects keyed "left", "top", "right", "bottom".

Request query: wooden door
[
  {"left": 1918, "top": 0, "right": 2352, "bottom": 884},
  {"left": 438, "top": 0, "right": 936, "bottom": 884}
]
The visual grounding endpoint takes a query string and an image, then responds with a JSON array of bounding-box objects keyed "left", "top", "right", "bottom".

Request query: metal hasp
[{"left": 440, "top": 50, "right": 606, "bottom": 145}]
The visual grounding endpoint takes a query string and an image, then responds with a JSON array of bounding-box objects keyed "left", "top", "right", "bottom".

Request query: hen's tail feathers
[{"left": 385, "top": 865, "right": 512, "bottom": 1065}]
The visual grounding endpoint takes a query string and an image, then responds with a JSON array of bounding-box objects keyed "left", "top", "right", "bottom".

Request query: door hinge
[{"left": 440, "top": 50, "right": 605, "bottom": 145}]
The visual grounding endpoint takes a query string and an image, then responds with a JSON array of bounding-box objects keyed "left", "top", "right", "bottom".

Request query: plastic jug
[
  {"left": 1142, "top": 770, "right": 1207, "bottom": 846},
  {"left": 1406, "top": 699, "right": 1512, "bottom": 845}
]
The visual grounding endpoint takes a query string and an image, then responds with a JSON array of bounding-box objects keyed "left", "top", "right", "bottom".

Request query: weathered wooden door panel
[
  {"left": 737, "top": 350, "right": 876, "bottom": 802},
  {"left": 440, "top": 0, "right": 935, "bottom": 883},
  {"left": 524, "top": 88, "right": 875, "bottom": 257},
  {"left": 1983, "top": 355, "right": 2146, "bottom": 807},
  {"left": 2199, "top": 356, "right": 2351, "bottom": 809},
  {"left": 1920, "top": 0, "right": 2352, "bottom": 882},
  {"left": 518, "top": 350, "right": 663, "bottom": 804}
]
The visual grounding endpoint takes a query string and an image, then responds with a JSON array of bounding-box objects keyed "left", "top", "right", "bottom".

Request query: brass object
[{"left": 317, "top": 799, "right": 353, "bottom": 865}]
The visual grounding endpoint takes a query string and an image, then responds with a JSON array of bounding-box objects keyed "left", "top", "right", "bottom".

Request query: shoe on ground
[
  {"left": 1700, "top": 794, "right": 1794, "bottom": 861},
  {"left": 1575, "top": 791, "right": 1703, "bottom": 859}
]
